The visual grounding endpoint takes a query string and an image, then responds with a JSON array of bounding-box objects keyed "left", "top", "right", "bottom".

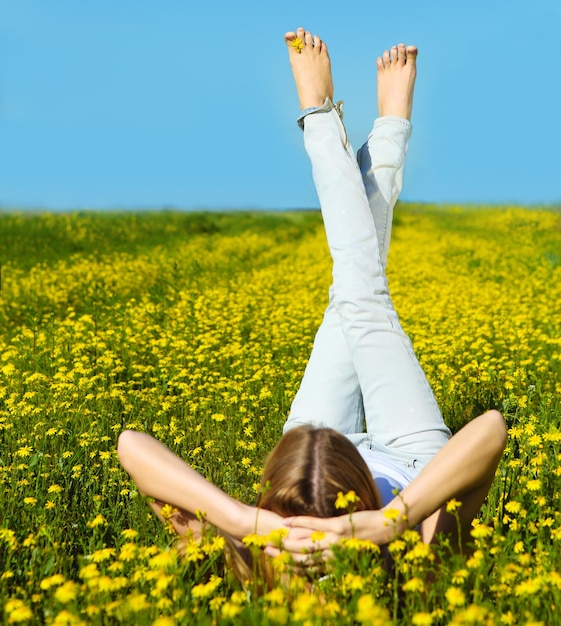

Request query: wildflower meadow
[{"left": 1, "top": 205, "right": 560, "bottom": 625}]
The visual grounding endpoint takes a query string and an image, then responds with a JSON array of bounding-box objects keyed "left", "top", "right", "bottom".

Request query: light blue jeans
[{"left": 284, "top": 100, "right": 451, "bottom": 470}]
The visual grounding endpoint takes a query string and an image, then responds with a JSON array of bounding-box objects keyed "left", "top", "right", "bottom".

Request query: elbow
[
  {"left": 484, "top": 410, "right": 508, "bottom": 456},
  {"left": 117, "top": 430, "right": 139, "bottom": 474}
]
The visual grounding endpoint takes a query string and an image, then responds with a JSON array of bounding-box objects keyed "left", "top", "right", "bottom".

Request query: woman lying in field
[{"left": 118, "top": 27, "right": 507, "bottom": 577}]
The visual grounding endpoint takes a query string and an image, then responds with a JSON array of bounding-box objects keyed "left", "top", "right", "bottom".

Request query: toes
[
  {"left": 285, "top": 31, "right": 304, "bottom": 55},
  {"left": 284, "top": 31, "right": 297, "bottom": 45},
  {"left": 406, "top": 45, "right": 418, "bottom": 64},
  {"left": 286, "top": 27, "right": 327, "bottom": 55},
  {"left": 381, "top": 43, "right": 417, "bottom": 67},
  {"left": 397, "top": 43, "right": 406, "bottom": 66}
]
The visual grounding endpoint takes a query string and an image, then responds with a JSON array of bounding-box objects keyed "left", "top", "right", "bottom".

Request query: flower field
[{"left": 1, "top": 206, "right": 560, "bottom": 625}]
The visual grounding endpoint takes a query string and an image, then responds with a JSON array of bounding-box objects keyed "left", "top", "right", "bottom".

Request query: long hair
[
  {"left": 226, "top": 425, "right": 382, "bottom": 589},
  {"left": 257, "top": 425, "right": 381, "bottom": 516}
]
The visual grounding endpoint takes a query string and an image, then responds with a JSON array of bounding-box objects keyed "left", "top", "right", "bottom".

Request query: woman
[{"left": 118, "top": 28, "right": 507, "bottom": 570}]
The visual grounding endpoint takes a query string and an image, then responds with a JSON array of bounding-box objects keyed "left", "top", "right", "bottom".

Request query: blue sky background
[{"left": 1, "top": 0, "right": 560, "bottom": 211}]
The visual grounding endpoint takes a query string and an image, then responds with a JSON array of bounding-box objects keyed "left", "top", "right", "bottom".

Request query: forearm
[
  {"left": 346, "top": 411, "right": 507, "bottom": 543},
  {"left": 392, "top": 411, "right": 506, "bottom": 528},
  {"left": 118, "top": 430, "right": 281, "bottom": 539},
  {"left": 358, "top": 410, "right": 507, "bottom": 541}
]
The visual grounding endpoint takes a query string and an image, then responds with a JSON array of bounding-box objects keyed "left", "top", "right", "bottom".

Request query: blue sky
[{"left": 1, "top": 0, "right": 560, "bottom": 211}]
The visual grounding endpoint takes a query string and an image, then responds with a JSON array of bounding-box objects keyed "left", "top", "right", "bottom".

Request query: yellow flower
[
  {"left": 292, "top": 593, "right": 320, "bottom": 621},
  {"left": 121, "top": 528, "right": 139, "bottom": 540},
  {"left": 208, "top": 596, "right": 225, "bottom": 612},
  {"left": 191, "top": 575, "right": 222, "bottom": 599},
  {"left": 156, "top": 598, "right": 173, "bottom": 610},
  {"left": 159, "top": 504, "right": 177, "bottom": 519},
  {"left": 2, "top": 363, "right": 16, "bottom": 376},
  {"left": 79, "top": 564, "right": 99, "bottom": 580},
  {"left": 182, "top": 541, "right": 204, "bottom": 562},
  {"left": 51, "top": 609, "right": 86, "bottom": 625},
  {"left": 40, "top": 574, "right": 65, "bottom": 590},
  {"left": 0, "top": 529, "right": 18, "bottom": 550},
  {"left": 451, "top": 605, "right": 488, "bottom": 623},
  {"left": 242, "top": 533, "right": 268, "bottom": 549},
  {"left": 265, "top": 606, "right": 289, "bottom": 624},
  {"left": 514, "top": 577, "right": 541, "bottom": 595},
  {"left": 382, "top": 508, "right": 403, "bottom": 522},
  {"left": 202, "top": 535, "right": 226, "bottom": 555},
  {"left": 446, "top": 498, "right": 462, "bottom": 513},
  {"left": 505, "top": 501, "right": 522, "bottom": 514},
  {"left": 404, "top": 542, "right": 433, "bottom": 561},
  {"left": 342, "top": 573, "right": 366, "bottom": 591},
  {"left": 445, "top": 587, "right": 466, "bottom": 607},
  {"left": 466, "top": 549, "right": 484, "bottom": 569},
  {"left": 230, "top": 590, "right": 247, "bottom": 605},
  {"left": 90, "top": 547, "right": 115, "bottom": 562},
  {"left": 451, "top": 569, "right": 468, "bottom": 584},
  {"left": 152, "top": 618, "right": 175, "bottom": 626},
  {"left": 149, "top": 549, "right": 178, "bottom": 569},
  {"left": 470, "top": 523, "right": 493, "bottom": 539},
  {"left": 513, "top": 541, "right": 525, "bottom": 554},
  {"left": 86, "top": 514, "right": 107, "bottom": 528},
  {"left": 119, "top": 542, "right": 136, "bottom": 562},
  {"left": 402, "top": 529, "right": 421, "bottom": 544},
  {"left": 402, "top": 577, "right": 425, "bottom": 593},
  {"left": 5, "top": 598, "right": 33, "bottom": 623},
  {"left": 355, "top": 594, "right": 391, "bottom": 625},
  {"left": 340, "top": 537, "right": 380, "bottom": 552},
  {"left": 335, "top": 490, "right": 360, "bottom": 510},
  {"left": 290, "top": 37, "right": 304, "bottom": 53},
  {"left": 388, "top": 539, "right": 406, "bottom": 554},
  {"left": 54, "top": 581, "right": 79, "bottom": 604},
  {"left": 221, "top": 602, "right": 242, "bottom": 619},
  {"left": 264, "top": 588, "right": 285, "bottom": 605}
]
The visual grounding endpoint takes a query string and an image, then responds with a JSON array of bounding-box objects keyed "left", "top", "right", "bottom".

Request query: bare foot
[
  {"left": 377, "top": 43, "right": 418, "bottom": 120},
  {"left": 284, "top": 27, "right": 334, "bottom": 110}
]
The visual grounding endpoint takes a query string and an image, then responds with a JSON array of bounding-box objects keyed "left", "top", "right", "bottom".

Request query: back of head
[{"left": 257, "top": 426, "right": 381, "bottom": 516}]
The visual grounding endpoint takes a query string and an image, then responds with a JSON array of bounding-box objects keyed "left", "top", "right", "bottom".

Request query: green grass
[{"left": 1, "top": 205, "right": 560, "bottom": 625}]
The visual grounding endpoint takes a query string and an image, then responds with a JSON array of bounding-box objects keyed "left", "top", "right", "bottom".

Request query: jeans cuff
[{"left": 297, "top": 98, "right": 344, "bottom": 130}]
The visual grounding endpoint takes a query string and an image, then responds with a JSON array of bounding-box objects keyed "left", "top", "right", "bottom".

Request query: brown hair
[
  {"left": 226, "top": 426, "right": 381, "bottom": 590},
  {"left": 257, "top": 425, "right": 381, "bottom": 516}
]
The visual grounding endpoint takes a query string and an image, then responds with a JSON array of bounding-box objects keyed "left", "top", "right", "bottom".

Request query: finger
[
  {"left": 264, "top": 545, "right": 280, "bottom": 558},
  {"left": 288, "top": 548, "right": 334, "bottom": 565},
  {"left": 264, "top": 545, "right": 323, "bottom": 568},
  {"left": 285, "top": 515, "right": 332, "bottom": 529},
  {"left": 284, "top": 527, "right": 315, "bottom": 541},
  {"left": 282, "top": 537, "right": 335, "bottom": 554}
]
